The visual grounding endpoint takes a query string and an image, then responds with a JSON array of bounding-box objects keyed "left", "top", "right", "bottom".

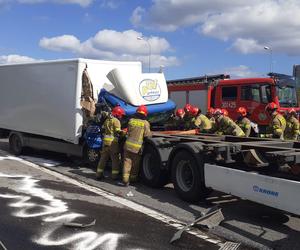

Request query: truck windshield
[{"left": 276, "top": 85, "right": 298, "bottom": 107}]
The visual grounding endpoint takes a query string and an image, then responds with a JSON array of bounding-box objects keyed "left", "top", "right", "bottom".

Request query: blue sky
[{"left": 1, "top": 0, "right": 300, "bottom": 80}]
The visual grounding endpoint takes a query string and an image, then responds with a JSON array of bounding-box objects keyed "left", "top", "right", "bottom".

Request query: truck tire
[
  {"left": 9, "top": 133, "right": 23, "bottom": 156},
  {"left": 0, "top": 129, "right": 9, "bottom": 138},
  {"left": 171, "top": 150, "right": 209, "bottom": 202},
  {"left": 141, "top": 144, "right": 169, "bottom": 188},
  {"left": 83, "top": 145, "right": 100, "bottom": 167}
]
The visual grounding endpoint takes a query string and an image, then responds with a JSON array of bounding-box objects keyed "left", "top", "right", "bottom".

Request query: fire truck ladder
[{"left": 167, "top": 74, "right": 230, "bottom": 86}]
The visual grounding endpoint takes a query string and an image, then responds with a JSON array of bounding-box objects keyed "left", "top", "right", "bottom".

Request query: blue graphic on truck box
[{"left": 253, "top": 185, "right": 279, "bottom": 197}]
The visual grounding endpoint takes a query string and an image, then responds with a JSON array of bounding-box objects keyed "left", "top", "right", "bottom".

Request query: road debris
[
  {"left": 64, "top": 219, "right": 96, "bottom": 228},
  {"left": 170, "top": 207, "right": 224, "bottom": 243},
  {"left": 126, "top": 191, "right": 134, "bottom": 197},
  {"left": 219, "top": 241, "right": 241, "bottom": 250}
]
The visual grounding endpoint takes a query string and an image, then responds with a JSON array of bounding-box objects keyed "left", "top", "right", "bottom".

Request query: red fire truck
[{"left": 167, "top": 73, "right": 300, "bottom": 130}]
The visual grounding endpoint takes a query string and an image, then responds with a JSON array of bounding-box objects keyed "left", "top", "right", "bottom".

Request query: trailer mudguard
[{"left": 144, "top": 137, "right": 173, "bottom": 169}]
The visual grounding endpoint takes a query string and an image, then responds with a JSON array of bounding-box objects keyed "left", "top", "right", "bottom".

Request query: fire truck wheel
[
  {"left": 171, "top": 150, "right": 208, "bottom": 202},
  {"left": 141, "top": 144, "right": 169, "bottom": 188},
  {"left": 83, "top": 145, "right": 100, "bottom": 168},
  {"left": 9, "top": 133, "right": 23, "bottom": 156}
]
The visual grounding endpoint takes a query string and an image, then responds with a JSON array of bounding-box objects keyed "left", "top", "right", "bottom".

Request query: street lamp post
[
  {"left": 137, "top": 36, "right": 151, "bottom": 73},
  {"left": 264, "top": 46, "right": 273, "bottom": 73}
]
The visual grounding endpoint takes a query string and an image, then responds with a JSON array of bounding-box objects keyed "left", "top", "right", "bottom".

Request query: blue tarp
[{"left": 98, "top": 89, "right": 176, "bottom": 116}]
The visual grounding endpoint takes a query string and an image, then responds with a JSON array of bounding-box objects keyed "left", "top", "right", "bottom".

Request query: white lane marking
[
  {"left": 0, "top": 172, "right": 124, "bottom": 250},
  {"left": 0, "top": 153, "right": 224, "bottom": 246}
]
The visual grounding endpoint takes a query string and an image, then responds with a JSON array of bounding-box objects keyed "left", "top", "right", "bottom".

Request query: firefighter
[
  {"left": 176, "top": 108, "right": 185, "bottom": 119},
  {"left": 119, "top": 105, "right": 152, "bottom": 186},
  {"left": 191, "top": 106, "right": 212, "bottom": 132},
  {"left": 284, "top": 109, "right": 300, "bottom": 140},
  {"left": 183, "top": 104, "right": 195, "bottom": 130},
  {"left": 206, "top": 108, "right": 215, "bottom": 121},
  {"left": 265, "top": 102, "right": 286, "bottom": 139},
  {"left": 183, "top": 103, "right": 193, "bottom": 115},
  {"left": 96, "top": 106, "right": 125, "bottom": 180},
  {"left": 236, "top": 107, "right": 251, "bottom": 137},
  {"left": 165, "top": 108, "right": 185, "bottom": 130},
  {"left": 212, "top": 109, "right": 245, "bottom": 137},
  {"left": 221, "top": 108, "right": 229, "bottom": 117}
]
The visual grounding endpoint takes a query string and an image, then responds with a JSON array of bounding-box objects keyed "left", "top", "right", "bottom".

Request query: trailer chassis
[{"left": 141, "top": 133, "right": 300, "bottom": 215}]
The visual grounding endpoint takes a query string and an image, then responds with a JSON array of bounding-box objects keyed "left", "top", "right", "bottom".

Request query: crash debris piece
[
  {"left": 170, "top": 207, "right": 224, "bottom": 243},
  {"left": 64, "top": 219, "right": 96, "bottom": 228}
]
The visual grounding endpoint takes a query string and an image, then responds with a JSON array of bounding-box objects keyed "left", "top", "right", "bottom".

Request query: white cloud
[
  {"left": 0, "top": 54, "right": 41, "bottom": 64},
  {"left": 230, "top": 39, "right": 263, "bottom": 54},
  {"left": 222, "top": 65, "right": 260, "bottom": 78},
  {"left": 130, "top": 6, "right": 144, "bottom": 27},
  {"left": 132, "top": 0, "right": 300, "bottom": 56},
  {"left": 39, "top": 35, "right": 81, "bottom": 52},
  {"left": 39, "top": 29, "right": 179, "bottom": 68},
  {"left": 131, "top": 0, "right": 249, "bottom": 31}
]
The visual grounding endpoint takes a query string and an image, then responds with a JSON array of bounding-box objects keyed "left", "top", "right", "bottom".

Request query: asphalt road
[
  {"left": 0, "top": 139, "right": 299, "bottom": 249},
  {"left": 0, "top": 150, "right": 221, "bottom": 250}
]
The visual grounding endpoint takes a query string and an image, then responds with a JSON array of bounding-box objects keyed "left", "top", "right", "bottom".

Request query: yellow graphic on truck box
[{"left": 139, "top": 79, "right": 161, "bottom": 101}]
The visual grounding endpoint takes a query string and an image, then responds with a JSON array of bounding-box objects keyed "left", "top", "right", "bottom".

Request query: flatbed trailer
[{"left": 140, "top": 133, "right": 300, "bottom": 216}]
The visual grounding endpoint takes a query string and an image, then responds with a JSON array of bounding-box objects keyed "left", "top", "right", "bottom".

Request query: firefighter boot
[{"left": 117, "top": 181, "right": 129, "bottom": 187}]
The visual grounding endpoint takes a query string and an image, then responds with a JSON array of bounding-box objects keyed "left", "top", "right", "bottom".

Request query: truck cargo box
[{"left": 0, "top": 58, "right": 169, "bottom": 144}]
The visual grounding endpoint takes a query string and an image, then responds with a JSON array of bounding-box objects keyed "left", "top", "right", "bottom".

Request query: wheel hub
[{"left": 176, "top": 160, "right": 194, "bottom": 192}]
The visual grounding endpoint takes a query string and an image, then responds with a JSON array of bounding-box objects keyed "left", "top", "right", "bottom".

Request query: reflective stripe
[
  {"left": 129, "top": 119, "right": 145, "bottom": 127},
  {"left": 278, "top": 116, "right": 286, "bottom": 126},
  {"left": 238, "top": 131, "right": 245, "bottom": 136},
  {"left": 112, "top": 170, "right": 119, "bottom": 174},
  {"left": 125, "top": 140, "right": 142, "bottom": 149},
  {"left": 123, "top": 173, "right": 130, "bottom": 182},
  {"left": 103, "top": 137, "right": 114, "bottom": 142}
]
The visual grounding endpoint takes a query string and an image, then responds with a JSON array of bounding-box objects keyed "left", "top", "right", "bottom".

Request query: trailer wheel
[
  {"left": 0, "top": 129, "right": 9, "bottom": 138},
  {"left": 9, "top": 133, "right": 23, "bottom": 156},
  {"left": 83, "top": 146, "right": 100, "bottom": 167},
  {"left": 172, "top": 150, "right": 208, "bottom": 202},
  {"left": 141, "top": 144, "right": 169, "bottom": 188}
]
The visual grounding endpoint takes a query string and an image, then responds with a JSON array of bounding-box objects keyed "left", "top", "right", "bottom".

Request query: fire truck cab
[{"left": 167, "top": 73, "right": 300, "bottom": 129}]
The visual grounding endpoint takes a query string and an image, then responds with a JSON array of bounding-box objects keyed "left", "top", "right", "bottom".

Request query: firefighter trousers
[
  {"left": 97, "top": 143, "right": 120, "bottom": 179},
  {"left": 122, "top": 150, "right": 141, "bottom": 184}
]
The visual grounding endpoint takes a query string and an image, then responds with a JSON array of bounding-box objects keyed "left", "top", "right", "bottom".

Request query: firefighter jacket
[
  {"left": 183, "top": 114, "right": 194, "bottom": 130},
  {"left": 236, "top": 117, "right": 251, "bottom": 137},
  {"left": 165, "top": 116, "right": 185, "bottom": 130},
  {"left": 102, "top": 116, "right": 121, "bottom": 147},
  {"left": 284, "top": 116, "right": 299, "bottom": 140},
  {"left": 267, "top": 113, "right": 286, "bottom": 139},
  {"left": 194, "top": 114, "right": 212, "bottom": 131},
  {"left": 215, "top": 116, "right": 245, "bottom": 137},
  {"left": 124, "top": 118, "right": 152, "bottom": 154}
]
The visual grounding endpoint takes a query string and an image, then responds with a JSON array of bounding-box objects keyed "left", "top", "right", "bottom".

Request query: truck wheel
[
  {"left": 0, "top": 129, "right": 9, "bottom": 138},
  {"left": 83, "top": 146, "right": 100, "bottom": 167},
  {"left": 9, "top": 133, "right": 23, "bottom": 156},
  {"left": 171, "top": 150, "right": 208, "bottom": 202},
  {"left": 141, "top": 144, "right": 169, "bottom": 188}
]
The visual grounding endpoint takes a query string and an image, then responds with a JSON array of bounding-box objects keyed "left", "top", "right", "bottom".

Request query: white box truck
[{"left": 0, "top": 58, "right": 175, "bottom": 163}]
